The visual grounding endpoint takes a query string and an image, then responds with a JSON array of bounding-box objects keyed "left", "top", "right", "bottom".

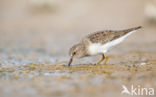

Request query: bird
[{"left": 68, "top": 26, "right": 142, "bottom": 66}]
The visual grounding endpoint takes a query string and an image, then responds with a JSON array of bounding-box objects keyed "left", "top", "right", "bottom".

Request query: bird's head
[{"left": 68, "top": 43, "right": 86, "bottom": 66}]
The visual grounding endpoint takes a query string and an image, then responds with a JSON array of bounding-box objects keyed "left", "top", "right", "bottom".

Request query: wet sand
[{"left": 0, "top": 63, "right": 156, "bottom": 97}]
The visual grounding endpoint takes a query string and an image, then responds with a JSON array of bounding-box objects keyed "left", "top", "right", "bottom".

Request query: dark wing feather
[{"left": 86, "top": 26, "right": 142, "bottom": 44}]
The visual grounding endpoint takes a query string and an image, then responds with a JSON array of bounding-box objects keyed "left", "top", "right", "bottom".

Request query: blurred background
[
  {"left": 0, "top": 0, "right": 156, "bottom": 65},
  {"left": 0, "top": 0, "right": 156, "bottom": 97}
]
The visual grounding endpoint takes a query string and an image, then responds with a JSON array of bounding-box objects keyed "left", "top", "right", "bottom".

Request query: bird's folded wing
[{"left": 85, "top": 26, "right": 142, "bottom": 44}]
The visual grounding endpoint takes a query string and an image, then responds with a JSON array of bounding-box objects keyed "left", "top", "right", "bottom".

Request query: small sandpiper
[{"left": 68, "top": 26, "right": 142, "bottom": 66}]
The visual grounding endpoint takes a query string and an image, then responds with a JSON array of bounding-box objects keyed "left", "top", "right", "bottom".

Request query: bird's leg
[
  {"left": 96, "top": 54, "right": 105, "bottom": 65},
  {"left": 104, "top": 55, "right": 109, "bottom": 65}
]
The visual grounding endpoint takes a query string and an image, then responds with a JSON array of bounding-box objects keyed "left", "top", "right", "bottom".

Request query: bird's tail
[
  {"left": 114, "top": 26, "right": 142, "bottom": 38},
  {"left": 124, "top": 26, "right": 142, "bottom": 32},
  {"left": 130, "top": 26, "right": 142, "bottom": 30}
]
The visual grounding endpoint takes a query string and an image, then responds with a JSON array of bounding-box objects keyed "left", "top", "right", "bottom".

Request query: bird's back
[{"left": 86, "top": 26, "right": 142, "bottom": 44}]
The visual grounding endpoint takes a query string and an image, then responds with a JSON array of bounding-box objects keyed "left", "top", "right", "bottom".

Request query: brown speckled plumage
[
  {"left": 86, "top": 26, "right": 142, "bottom": 44},
  {"left": 68, "top": 26, "right": 142, "bottom": 66}
]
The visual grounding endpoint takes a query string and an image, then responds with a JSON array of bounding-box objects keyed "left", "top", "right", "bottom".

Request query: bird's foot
[{"left": 95, "top": 54, "right": 105, "bottom": 65}]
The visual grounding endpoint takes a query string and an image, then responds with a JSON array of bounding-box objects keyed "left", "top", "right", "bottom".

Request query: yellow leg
[
  {"left": 104, "top": 55, "right": 109, "bottom": 65},
  {"left": 96, "top": 54, "right": 105, "bottom": 65}
]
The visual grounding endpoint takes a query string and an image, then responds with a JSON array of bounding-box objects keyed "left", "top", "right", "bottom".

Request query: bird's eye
[{"left": 73, "top": 52, "right": 76, "bottom": 55}]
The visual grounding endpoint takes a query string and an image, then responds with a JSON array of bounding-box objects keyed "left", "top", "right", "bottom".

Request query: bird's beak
[{"left": 68, "top": 56, "right": 73, "bottom": 66}]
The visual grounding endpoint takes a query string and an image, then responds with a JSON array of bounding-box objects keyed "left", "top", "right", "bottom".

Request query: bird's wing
[{"left": 85, "top": 26, "right": 142, "bottom": 44}]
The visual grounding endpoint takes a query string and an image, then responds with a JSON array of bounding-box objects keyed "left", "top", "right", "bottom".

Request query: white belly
[
  {"left": 88, "top": 43, "right": 107, "bottom": 55},
  {"left": 88, "top": 30, "right": 136, "bottom": 55}
]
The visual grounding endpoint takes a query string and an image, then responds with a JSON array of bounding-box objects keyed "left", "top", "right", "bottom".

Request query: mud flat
[{"left": 0, "top": 50, "right": 156, "bottom": 97}]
